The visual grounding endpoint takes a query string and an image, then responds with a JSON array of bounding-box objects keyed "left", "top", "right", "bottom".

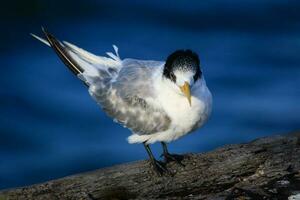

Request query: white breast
[
  {"left": 152, "top": 77, "right": 212, "bottom": 143},
  {"left": 127, "top": 74, "right": 212, "bottom": 144}
]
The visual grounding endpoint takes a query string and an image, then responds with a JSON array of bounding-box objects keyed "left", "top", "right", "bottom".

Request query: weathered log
[{"left": 1, "top": 132, "right": 300, "bottom": 200}]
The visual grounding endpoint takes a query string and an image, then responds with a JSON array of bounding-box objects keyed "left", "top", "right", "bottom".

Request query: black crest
[{"left": 163, "top": 49, "right": 201, "bottom": 83}]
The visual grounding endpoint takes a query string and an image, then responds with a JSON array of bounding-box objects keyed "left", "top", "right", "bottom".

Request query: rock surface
[{"left": 1, "top": 132, "right": 300, "bottom": 200}]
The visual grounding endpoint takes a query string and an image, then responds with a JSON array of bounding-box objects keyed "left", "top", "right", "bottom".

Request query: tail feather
[
  {"left": 30, "top": 33, "right": 50, "bottom": 47},
  {"left": 41, "top": 27, "right": 84, "bottom": 75},
  {"left": 31, "top": 27, "right": 122, "bottom": 87}
]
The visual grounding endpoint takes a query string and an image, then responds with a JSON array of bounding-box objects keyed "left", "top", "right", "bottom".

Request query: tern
[{"left": 32, "top": 28, "right": 212, "bottom": 175}]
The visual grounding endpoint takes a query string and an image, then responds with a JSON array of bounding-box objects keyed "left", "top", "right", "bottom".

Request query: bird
[{"left": 31, "top": 28, "right": 212, "bottom": 175}]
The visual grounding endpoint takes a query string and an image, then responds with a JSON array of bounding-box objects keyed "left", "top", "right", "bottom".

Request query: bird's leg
[
  {"left": 161, "top": 142, "right": 184, "bottom": 166},
  {"left": 143, "top": 142, "right": 169, "bottom": 175}
]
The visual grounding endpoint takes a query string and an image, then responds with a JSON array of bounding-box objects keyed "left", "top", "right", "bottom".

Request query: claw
[
  {"left": 144, "top": 143, "right": 174, "bottom": 176},
  {"left": 150, "top": 159, "right": 172, "bottom": 176},
  {"left": 163, "top": 153, "right": 185, "bottom": 166}
]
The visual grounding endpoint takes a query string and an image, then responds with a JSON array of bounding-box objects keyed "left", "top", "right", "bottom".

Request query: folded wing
[{"left": 33, "top": 28, "right": 171, "bottom": 136}]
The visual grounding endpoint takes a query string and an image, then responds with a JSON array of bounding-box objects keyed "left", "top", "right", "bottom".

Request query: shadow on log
[{"left": 1, "top": 132, "right": 300, "bottom": 200}]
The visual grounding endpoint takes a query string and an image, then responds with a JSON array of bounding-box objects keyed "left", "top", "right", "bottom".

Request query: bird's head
[{"left": 163, "top": 49, "right": 202, "bottom": 106}]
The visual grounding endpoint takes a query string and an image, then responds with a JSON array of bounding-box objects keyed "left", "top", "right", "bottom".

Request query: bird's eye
[
  {"left": 170, "top": 72, "right": 176, "bottom": 82},
  {"left": 193, "top": 74, "right": 198, "bottom": 82},
  {"left": 193, "top": 70, "right": 202, "bottom": 82}
]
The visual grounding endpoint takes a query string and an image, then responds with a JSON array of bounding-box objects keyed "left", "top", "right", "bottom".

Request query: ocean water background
[{"left": 1, "top": 0, "right": 300, "bottom": 189}]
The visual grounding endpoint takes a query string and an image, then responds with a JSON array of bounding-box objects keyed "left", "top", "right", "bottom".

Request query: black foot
[
  {"left": 150, "top": 159, "right": 171, "bottom": 176},
  {"left": 162, "top": 153, "right": 185, "bottom": 166}
]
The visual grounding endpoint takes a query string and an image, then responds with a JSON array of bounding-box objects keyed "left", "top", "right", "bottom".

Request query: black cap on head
[{"left": 163, "top": 49, "right": 201, "bottom": 83}]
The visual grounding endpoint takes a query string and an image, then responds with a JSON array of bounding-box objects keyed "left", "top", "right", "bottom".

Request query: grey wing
[
  {"left": 90, "top": 59, "right": 171, "bottom": 135},
  {"left": 33, "top": 29, "right": 170, "bottom": 135},
  {"left": 113, "top": 59, "right": 163, "bottom": 98}
]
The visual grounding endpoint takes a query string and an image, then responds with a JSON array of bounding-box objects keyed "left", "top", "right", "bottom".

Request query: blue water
[{"left": 1, "top": 0, "right": 300, "bottom": 190}]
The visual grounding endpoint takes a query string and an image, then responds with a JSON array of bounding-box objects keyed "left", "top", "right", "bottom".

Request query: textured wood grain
[{"left": 1, "top": 132, "right": 300, "bottom": 199}]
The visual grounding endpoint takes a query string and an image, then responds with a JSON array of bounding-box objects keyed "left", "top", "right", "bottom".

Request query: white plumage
[
  {"left": 128, "top": 71, "right": 212, "bottom": 144},
  {"left": 32, "top": 32, "right": 212, "bottom": 144},
  {"left": 32, "top": 28, "right": 212, "bottom": 174}
]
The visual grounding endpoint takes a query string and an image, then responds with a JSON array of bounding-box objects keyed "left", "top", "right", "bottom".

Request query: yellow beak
[{"left": 179, "top": 82, "right": 192, "bottom": 106}]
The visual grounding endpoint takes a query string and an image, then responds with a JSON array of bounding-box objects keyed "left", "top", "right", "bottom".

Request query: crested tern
[{"left": 32, "top": 28, "right": 212, "bottom": 175}]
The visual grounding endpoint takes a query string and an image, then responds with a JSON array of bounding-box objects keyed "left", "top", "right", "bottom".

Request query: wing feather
[
  {"left": 89, "top": 59, "right": 171, "bottom": 135},
  {"left": 33, "top": 28, "right": 170, "bottom": 135}
]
